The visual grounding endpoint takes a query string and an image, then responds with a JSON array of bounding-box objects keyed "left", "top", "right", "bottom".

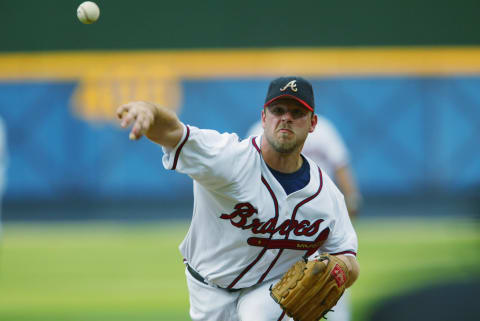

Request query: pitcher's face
[{"left": 262, "top": 99, "right": 316, "bottom": 154}]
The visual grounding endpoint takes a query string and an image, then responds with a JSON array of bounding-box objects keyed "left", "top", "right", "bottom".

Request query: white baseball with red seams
[
  {"left": 162, "top": 124, "right": 357, "bottom": 320},
  {"left": 77, "top": 1, "right": 100, "bottom": 24}
]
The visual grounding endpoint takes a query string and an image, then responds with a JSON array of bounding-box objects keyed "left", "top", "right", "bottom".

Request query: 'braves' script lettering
[
  {"left": 220, "top": 202, "right": 324, "bottom": 238},
  {"left": 220, "top": 202, "right": 258, "bottom": 227}
]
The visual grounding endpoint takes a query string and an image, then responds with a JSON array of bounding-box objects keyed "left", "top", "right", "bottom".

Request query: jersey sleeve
[
  {"left": 162, "top": 123, "right": 243, "bottom": 189},
  {"left": 319, "top": 175, "right": 358, "bottom": 257}
]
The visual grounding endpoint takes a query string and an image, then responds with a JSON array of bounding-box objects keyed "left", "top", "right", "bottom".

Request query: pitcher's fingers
[
  {"left": 137, "top": 113, "right": 151, "bottom": 134},
  {"left": 130, "top": 117, "right": 144, "bottom": 139},
  {"left": 129, "top": 119, "right": 140, "bottom": 140},
  {"left": 142, "top": 117, "right": 151, "bottom": 131},
  {"left": 116, "top": 104, "right": 132, "bottom": 120},
  {"left": 132, "top": 114, "right": 143, "bottom": 138},
  {"left": 140, "top": 116, "right": 151, "bottom": 136},
  {"left": 121, "top": 108, "right": 138, "bottom": 128},
  {"left": 129, "top": 122, "right": 145, "bottom": 140}
]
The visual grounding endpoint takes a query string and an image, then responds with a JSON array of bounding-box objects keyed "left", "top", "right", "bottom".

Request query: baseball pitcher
[{"left": 117, "top": 76, "right": 360, "bottom": 321}]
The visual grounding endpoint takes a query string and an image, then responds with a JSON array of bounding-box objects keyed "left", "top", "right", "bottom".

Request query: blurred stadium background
[{"left": 0, "top": 1, "right": 479, "bottom": 320}]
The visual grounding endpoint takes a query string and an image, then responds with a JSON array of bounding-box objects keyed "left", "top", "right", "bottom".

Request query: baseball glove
[{"left": 270, "top": 254, "right": 349, "bottom": 321}]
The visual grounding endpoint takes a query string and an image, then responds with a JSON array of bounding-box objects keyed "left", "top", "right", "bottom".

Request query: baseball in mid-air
[{"left": 77, "top": 1, "right": 100, "bottom": 24}]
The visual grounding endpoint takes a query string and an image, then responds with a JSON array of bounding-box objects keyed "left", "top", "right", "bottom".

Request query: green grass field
[{"left": 0, "top": 217, "right": 478, "bottom": 321}]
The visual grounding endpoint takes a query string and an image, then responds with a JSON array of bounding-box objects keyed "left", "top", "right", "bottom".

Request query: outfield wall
[{"left": 1, "top": 49, "right": 479, "bottom": 213}]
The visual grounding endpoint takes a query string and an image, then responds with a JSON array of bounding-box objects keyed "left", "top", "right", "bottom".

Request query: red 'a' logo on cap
[{"left": 280, "top": 80, "right": 298, "bottom": 92}]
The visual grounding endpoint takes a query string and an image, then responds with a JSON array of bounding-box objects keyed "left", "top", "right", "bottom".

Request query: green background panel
[{"left": 1, "top": 0, "right": 479, "bottom": 52}]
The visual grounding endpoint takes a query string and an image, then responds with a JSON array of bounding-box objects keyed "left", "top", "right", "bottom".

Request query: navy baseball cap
[{"left": 264, "top": 76, "right": 315, "bottom": 112}]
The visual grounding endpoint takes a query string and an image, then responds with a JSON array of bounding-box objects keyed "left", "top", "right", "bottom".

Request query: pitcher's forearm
[{"left": 145, "top": 104, "right": 183, "bottom": 148}]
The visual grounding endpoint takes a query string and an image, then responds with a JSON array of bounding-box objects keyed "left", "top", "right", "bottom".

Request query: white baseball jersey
[
  {"left": 247, "top": 116, "right": 350, "bottom": 179},
  {"left": 162, "top": 123, "right": 357, "bottom": 290}
]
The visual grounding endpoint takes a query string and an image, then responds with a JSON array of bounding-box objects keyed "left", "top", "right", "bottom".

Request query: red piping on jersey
[
  {"left": 227, "top": 175, "right": 279, "bottom": 289},
  {"left": 171, "top": 125, "right": 190, "bottom": 170},
  {"left": 277, "top": 311, "right": 286, "bottom": 321},
  {"left": 332, "top": 250, "right": 357, "bottom": 256},
  {"left": 257, "top": 166, "right": 324, "bottom": 283},
  {"left": 258, "top": 248, "right": 283, "bottom": 284},
  {"left": 252, "top": 136, "right": 261, "bottom": 153},
  {"left": 289, "top": 167, "right": 323, "bottom": 226}
]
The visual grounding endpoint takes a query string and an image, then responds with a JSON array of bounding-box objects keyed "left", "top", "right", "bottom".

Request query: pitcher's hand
[{"left": 116, "top": 101, "right": 156, "bottom": 140}]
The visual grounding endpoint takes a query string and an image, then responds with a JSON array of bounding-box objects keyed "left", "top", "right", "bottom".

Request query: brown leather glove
[{"left": 270, "top": 254, "right": 349, "bottom": 321}]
